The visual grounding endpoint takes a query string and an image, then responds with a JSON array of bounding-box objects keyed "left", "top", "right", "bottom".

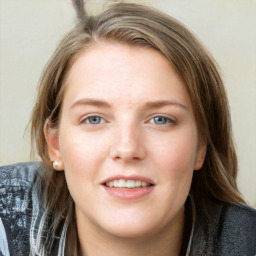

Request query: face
[{"left": 46, "top": 43, "right": 206, "bottom": 239}]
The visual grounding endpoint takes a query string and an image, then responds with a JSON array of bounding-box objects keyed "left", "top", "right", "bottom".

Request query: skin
[{"left": 46, "top": 43, "right": 206, "bottom": 256}]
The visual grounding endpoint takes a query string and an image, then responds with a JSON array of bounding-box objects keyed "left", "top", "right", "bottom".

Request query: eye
[
  {"left": 149, "top": 116, "right": 173, "bottom": 125},
  {"left": 83, "top": 116, "right": 105, "bottom": 125}
]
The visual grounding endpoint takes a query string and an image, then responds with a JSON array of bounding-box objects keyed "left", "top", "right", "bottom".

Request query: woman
[{"left": 0, "top": 2, "right": 255, "bottom": 256}]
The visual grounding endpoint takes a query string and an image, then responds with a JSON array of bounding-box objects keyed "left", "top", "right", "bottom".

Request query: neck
[{"left": 76, "top": 208, "right": 184, "bottom": 256}]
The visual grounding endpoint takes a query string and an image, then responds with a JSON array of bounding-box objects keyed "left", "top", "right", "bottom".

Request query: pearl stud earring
[{"left": 53, "top": 161, "right": 59, "bottom": 169}]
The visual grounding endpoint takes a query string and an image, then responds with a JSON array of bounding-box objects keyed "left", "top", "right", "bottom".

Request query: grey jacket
[{"left": 0, "top": 162, "right": 256, "bottom": 256}]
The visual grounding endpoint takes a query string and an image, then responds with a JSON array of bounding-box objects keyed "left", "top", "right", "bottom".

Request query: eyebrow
[
  {"left": 70, "top": 98, "right": 188, "bottom": 110},
  {"left": 70, "top": 98, "right": 111, "bottom": 109},
  {"left": 143, "top": 100, "right": 188, "bottom": 110}
]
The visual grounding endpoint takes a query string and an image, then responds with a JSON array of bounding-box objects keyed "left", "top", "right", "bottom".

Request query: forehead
[{"left": 63, "top": 42, "right": 192, "bottom": 109}]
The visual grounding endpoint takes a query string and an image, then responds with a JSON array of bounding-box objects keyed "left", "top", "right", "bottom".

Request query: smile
[
  {"left": 105, "top": 179, "right": 152, "bottom": 189},
  {"left": 102, "top": 176, "right": 155, "bottom": 200}
]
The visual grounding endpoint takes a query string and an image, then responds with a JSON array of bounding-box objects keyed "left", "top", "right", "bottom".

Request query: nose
[{"left": 110, "top": 123, "right": 146, "bottom": 162}]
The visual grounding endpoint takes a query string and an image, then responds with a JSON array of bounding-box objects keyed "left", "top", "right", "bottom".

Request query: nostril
[{"left": 109, "top": 135, "right": 146, "bottom": 162}]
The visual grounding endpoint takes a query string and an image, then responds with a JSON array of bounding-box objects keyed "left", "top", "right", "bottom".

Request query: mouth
[
  {"left": 104, "top": 179, "right": 153, "bottom": 189},
  {"left": 101, "top": 176, "right": 155, "bottom": 199}
]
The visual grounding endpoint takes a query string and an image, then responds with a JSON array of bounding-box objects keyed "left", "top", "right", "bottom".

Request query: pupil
[
  {"left": 155, "top": 117, "right": 165, "bottom": 124},
  {"left": 90, "top": 117, "right": 100, "bottom": 124}
]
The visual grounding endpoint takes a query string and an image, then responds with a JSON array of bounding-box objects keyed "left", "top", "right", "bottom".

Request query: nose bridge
[{"left": 110, "top": 117, "right": 145, "bottom": 161}]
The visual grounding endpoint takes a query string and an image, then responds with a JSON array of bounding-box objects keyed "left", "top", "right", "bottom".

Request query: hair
[{"left": 30, "top": 2, "right": 245, "bottom": 252}]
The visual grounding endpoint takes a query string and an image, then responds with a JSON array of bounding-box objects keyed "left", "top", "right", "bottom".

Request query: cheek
[
  {"left": 58, "top": 128, "right": 109, "bottom": 178},
  {"left": 145, "top": 132, "right": 197, "bottom": 225},
  {"left": 57, "top": 130, "right": 109, "bottom": 204},
  {"left": 160, "top": 139, "right": 196, "bottom": 200},
  {"left": 149, "top": 130, "right": 198, "bottom": 181}
]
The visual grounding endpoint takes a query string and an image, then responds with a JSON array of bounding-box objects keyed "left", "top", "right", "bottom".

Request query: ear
[
  {"left": 44, "top": 121, "right": 64, "bottom": 171},
  {"left": 194, "top": 139, "right": 207, "bottom": 170}
]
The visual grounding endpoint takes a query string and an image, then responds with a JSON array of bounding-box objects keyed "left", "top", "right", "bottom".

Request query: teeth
[
  {"left": 126, "top": 180, "right": 135, "bottom": 188},
  {"left": 135, "top": 180, "right": 141, "bottom": 187},
  {"left": 108, "top": 181, "right": 114, "bottom": 187},
  {"left": 142, "top": 181, "right": 147, "bottom": 187},
  {"left": 119, "top": 179, "right": 126, "bottom": 187},
  {"left": 106, "top": 179, "right": 151, "bottom": 188}
]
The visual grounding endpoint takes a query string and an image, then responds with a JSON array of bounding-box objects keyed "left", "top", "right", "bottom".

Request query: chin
[
  {"left": 99, "top": 214, "right": 163, "bottom": 239},
  {"left": 105, "top": 224, "right": 155, "bottom": 239}
]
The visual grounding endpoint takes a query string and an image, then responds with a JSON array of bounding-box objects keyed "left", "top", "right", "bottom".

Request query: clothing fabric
[{"left": 0, "top": 162, "right": 256, "bottom": 256}]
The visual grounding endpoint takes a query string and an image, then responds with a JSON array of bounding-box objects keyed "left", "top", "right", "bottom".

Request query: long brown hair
[{"left": 30, "top": 2, "right": 245, "bottom": 251}]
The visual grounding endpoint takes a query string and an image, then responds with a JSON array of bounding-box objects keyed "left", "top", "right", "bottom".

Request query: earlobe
[
  {"left": 44, "top": 121, "right": 64, "bottom": 171},
  {"left": 194, "top": 140, "right": 207, "bottom": 171}
]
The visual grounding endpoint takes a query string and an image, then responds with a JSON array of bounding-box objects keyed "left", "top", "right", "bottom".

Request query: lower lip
[{"left": 102, "top": 186, "right": 154, "bottom": 200}]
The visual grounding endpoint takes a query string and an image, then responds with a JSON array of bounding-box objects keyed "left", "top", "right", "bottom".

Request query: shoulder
[
  {"left": 0, "top": 161, "right": 41, "bottom": 212},
  {"left": 191, "top": 201, "right": 256, "bottom": 256},
  {"left": 219, "top": 203, "right": 256, "bottom": 244},
  {"left": 0, "top": 162, "right": 43, "bottom": 255},
  {"left": 0, "top": 162, "right": 65, "bottom": 255},
  {"left": 0, "top": 161, "right": 41, "bottom": 186},
  {"left": 0, "top": 162, "right": 42, "bottom": 212},
  {"left": 216, "top": 203, "right": 256, "bottom": 255},
  {"left": 221, "top": 202, "right": 256, "bottom": 222}
]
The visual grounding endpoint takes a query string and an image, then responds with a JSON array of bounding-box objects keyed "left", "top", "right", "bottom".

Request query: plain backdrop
[{"left": 0, "top": 0, "right": 255, "bottom": 205}]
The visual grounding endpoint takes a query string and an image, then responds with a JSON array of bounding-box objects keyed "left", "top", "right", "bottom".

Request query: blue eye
[
  {"left": 85, "top": 116, "right": 104, "bottom": 125},
  {"left": 151, "top": 116, "right": 172, "bottom": 125}
]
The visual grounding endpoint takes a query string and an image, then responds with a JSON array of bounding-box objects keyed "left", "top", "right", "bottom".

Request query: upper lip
[{"left": 101, "top": 175, "right": 155, "bottom": 185}]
